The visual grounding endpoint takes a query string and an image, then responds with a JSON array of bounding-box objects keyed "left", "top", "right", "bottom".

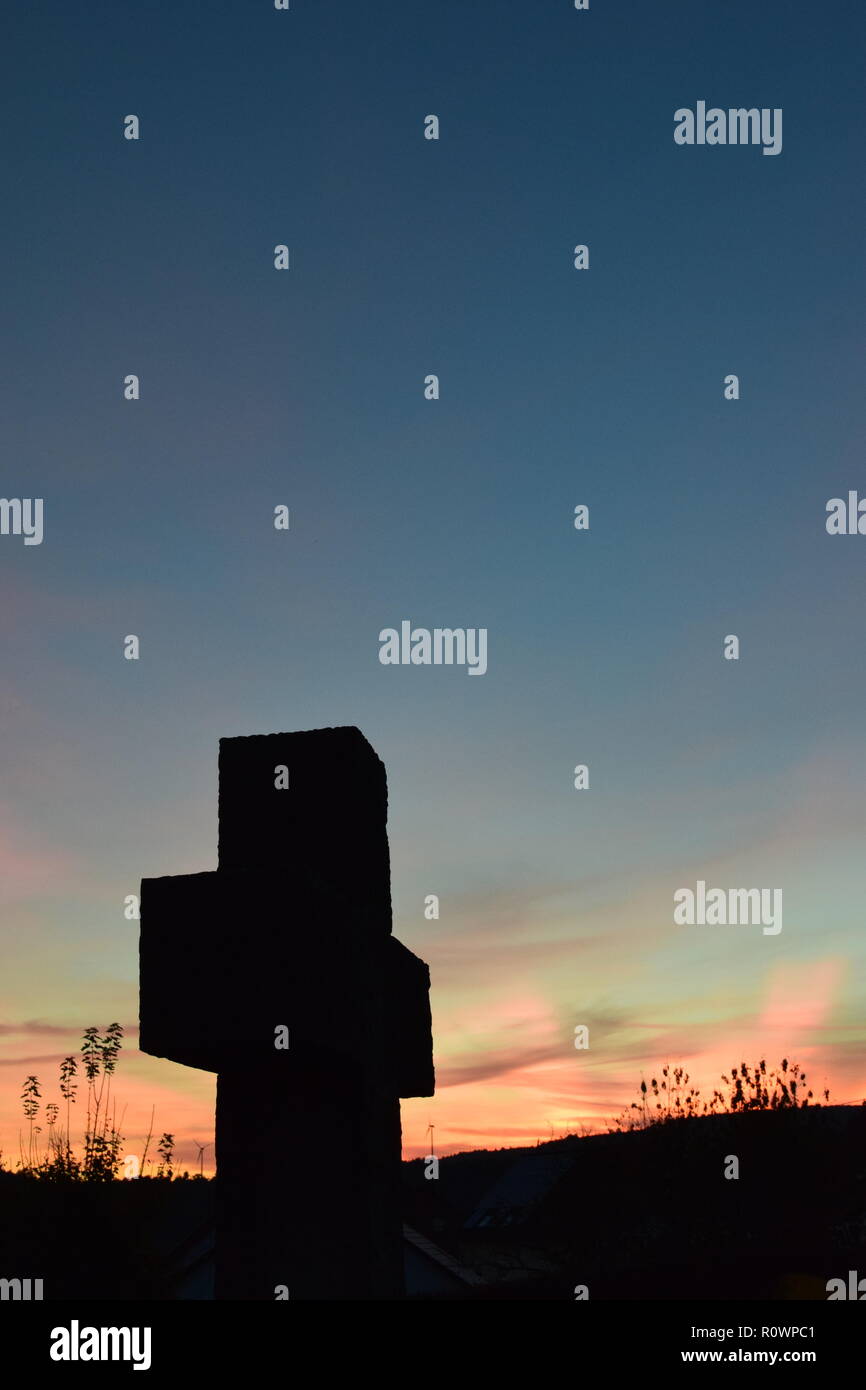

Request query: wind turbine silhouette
[{"left": 192, "top": 1139, "right": 211, "bottom": 1177}]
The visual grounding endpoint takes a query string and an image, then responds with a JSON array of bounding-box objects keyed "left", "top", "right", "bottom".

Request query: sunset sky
[{"left": 2, "top": 0, "right": 864, "bottom": 1171}]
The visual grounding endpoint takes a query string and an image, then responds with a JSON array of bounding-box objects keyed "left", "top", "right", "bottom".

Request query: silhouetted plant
[
  {"left": 156, "top": 1133, "right": 175, "bottom": 1179},
  {"left": 14, "top": 1023, "right": 179, "bottom": 1182},
  {"left": 57, "top": 1055, "right": 78, "bottom": 1175},
  {"left": 20, "top": 1075, "right": 41, "bottom": 1167},
  {"left": 612, "top": 1058, "right": 830, "bottom": 1131}
]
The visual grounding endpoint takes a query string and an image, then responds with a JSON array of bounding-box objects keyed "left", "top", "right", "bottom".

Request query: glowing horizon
[{"left": 1, "top": 0, "right": 864, "bottom": 1187}]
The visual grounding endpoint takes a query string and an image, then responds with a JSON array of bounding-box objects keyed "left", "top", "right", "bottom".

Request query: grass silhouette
[{"left": 5, "top": 1024, "right": 185, "bottom": 1182}]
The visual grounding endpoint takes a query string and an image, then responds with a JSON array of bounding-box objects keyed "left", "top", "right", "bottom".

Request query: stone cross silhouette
[{"left": 139, "top": 726, "right": 434, "bottom": 1300}]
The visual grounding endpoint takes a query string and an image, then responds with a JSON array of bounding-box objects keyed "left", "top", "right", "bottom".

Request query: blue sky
[{"left": 1, "top": 0, "right": 864, "bottom": 1163}]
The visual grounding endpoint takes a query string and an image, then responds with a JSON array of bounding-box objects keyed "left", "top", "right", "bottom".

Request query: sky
[{"left": 1, "top": 0, "right": 864, "bottom": 1172}]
